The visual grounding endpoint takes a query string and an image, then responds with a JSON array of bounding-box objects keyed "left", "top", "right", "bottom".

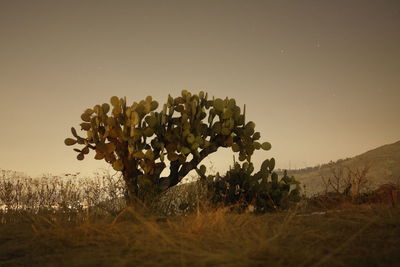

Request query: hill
[{"left": 286, "top": 140, "right": 400, "bottom": 196}]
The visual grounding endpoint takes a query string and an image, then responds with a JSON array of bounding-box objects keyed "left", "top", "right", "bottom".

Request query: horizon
[
  {"left": 1, "top": 0, "right": 399, "bottom": 177},
  {"left": 1, "top": 139, "right": 397, "bottom": 179}
]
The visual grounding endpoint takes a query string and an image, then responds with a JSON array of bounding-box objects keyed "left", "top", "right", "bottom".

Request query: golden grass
[
  {"left": 1, "top": 203, "right": 399, "bottom": 266},
  {"left": 1, "top": 171, "right": 400, "bottom": 266}
]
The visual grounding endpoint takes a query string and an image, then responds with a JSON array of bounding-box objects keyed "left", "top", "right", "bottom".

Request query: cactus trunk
[
  {"left": 123, "top": 173, "right": 139, "bottom": 205},
  {"left": 122, "top": 159, "right": 141, "bottom": 205}
]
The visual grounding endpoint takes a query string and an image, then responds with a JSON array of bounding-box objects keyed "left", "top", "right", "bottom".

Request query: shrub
[{"left": 207, "top": 160, "right": 301, "bottom": 213}]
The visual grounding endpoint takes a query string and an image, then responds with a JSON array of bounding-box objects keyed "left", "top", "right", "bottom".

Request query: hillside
[{"left": 286, "top": 140, "right": 400, "bottom": 195}]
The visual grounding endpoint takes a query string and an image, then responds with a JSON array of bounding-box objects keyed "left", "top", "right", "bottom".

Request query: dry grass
[
  {"left": 1, "top": 170, "right": 400, "bottom": 266},
  {"left": 0, "top": 170, "right": 126, "bottom": 223},
  {"left": 1, "top": 203, "right": 399, "bottom": 266}
]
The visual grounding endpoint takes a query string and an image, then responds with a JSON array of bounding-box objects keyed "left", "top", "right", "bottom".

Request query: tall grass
[
  {"left": 1, "top": 169, "right": 399, "bottom": 266},
  {"left": 2, "top": 202, "right": 399, "bottom": 266},
  {"left": 0, "top": 169, "right": 125, "bottom": 223}
]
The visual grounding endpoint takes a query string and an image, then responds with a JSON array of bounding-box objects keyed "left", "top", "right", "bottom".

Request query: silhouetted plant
[
  {"left": 65, "top": 91, "right": 272, "bottom": 204},
  {"left": 321, "top": 162, "right": 371, "bottom": 200},
  {"left": 207, "top": 160, "right": 301, "bottom": 213}
]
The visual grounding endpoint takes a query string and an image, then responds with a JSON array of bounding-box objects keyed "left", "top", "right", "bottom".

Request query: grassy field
[
  {"left": 1, "top": 202, "right": 399, "bottom": 267},
  {"left": 1, "top": 170, "right": 399, "bottom": 266}
]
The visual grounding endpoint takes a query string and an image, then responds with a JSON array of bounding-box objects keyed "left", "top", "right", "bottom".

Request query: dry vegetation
[
  {"left": 1, "top": 169, "right": 400, "bottom": 266},
  {"left": 290, "top": 141, "right": 400, "bottom": 196}
]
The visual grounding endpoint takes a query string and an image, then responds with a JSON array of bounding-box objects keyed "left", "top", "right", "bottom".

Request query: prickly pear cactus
[
  {"left": 65, "top": 91, "right": 272, "bottom": 203},
  {"left": 209, "top": 160, "right": 301, "bottom": 212}
]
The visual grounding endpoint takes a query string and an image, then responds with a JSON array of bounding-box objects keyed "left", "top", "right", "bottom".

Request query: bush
[
  {"left": 207, "top": 160, "right": 301, "bottom": 213},
  {"left": 0, "top": 169, "right": 126, "bottom": 223}
]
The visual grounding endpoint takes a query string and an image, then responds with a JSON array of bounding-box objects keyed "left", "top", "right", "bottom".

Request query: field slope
[{"left": 288, "top": 140, "right": 400, "bottom": 195}]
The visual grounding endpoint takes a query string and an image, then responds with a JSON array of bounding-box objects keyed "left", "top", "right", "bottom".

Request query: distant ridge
[{"left": 287, "top": 140, "right": 400, "bottom": 195}]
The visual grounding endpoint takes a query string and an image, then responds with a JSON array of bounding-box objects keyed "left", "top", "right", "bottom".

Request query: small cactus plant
[
  {"left": 208, "top": 162, "right": 301, "bottom": 212},
  {"left": 65, "top": 91, "right": 272, "bottom": 203}
]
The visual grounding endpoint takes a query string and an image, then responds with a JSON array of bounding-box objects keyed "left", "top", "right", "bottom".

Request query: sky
[{"left": 0, "top": 0, "right": 399, "bottom": 178}]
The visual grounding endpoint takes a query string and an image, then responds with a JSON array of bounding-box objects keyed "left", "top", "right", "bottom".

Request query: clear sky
[{"left": 1, "top": 0, "right": 399, "bottom": 177}]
